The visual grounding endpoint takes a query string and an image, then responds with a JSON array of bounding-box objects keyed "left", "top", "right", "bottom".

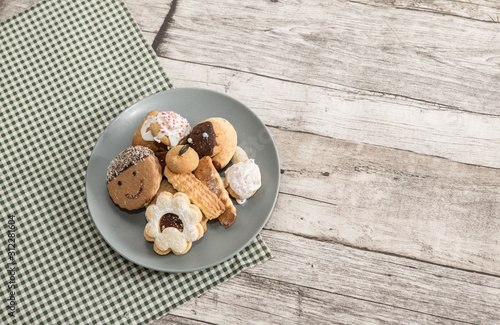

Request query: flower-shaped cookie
[{"left": 144, "top": 191, "right": 204, "bottom": 255}]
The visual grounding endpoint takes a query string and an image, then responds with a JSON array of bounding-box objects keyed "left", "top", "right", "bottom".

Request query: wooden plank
[
  {"left": 154, "top": 58, "right": 500, "bottom": 274},
  {"left": 0, "top": 0, "right": 39, "bottom": 22},
  {"left": 153, "top": 314, "right": 209, "bottom": 325},
  {"left": 353, "top": 0, "right": 500, "bottom": 23},
  {"left": 255, "top": 231, "right": 500, "bottom": 324},
  {"left": 123, "top": 0, "right": 173, "bottom": 47},
  {"left": 122, "top": 0, "right": 172, "bottom": 34},
  {"left": 268, "top": 126, "right": 500, "bottom": 275},
  {"left": 157, "top": 0, "right": 500, "bottom": 117},
  {"left": 156, "top": 230, "right": 500, "bottom": 324},
  {"left": 11, "top": 2, "right": 500, "bottom": 169},
  {"left": 157, "top": 57, "right": 500, "bottom": 169}
]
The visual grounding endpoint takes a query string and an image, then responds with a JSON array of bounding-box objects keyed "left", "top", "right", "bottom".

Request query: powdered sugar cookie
[
  {"left": 144, "top": 192, "right": 205, "bottom": 255},
  {"left": 224, "top": 159, "right": 261, "bottom": 204}
]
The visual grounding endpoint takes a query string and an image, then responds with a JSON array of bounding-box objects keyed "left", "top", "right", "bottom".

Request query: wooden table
[{"left": 3, "top": 0, "right": 499, "bottom": 323}]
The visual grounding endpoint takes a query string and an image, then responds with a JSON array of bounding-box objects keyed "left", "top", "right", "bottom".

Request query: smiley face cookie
[
  {"left": 106, "top": 146, "right": 162, "bottom": 210},
  {"left": 144, "top": 191, "right": 205, "bottom": 255}
]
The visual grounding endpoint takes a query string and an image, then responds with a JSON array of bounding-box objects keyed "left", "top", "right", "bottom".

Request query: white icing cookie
[{"left": 225, "top": 159, "right": 261, "bottom": 205}]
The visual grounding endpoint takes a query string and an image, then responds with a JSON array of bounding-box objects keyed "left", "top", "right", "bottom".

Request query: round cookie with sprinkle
[
  {"left": 106, "top": 146, "right": 163, "bottom": 210},
  {"left": 132, "top": 111, "right": 168, "bottom": 152},
  {"left": 132, "top": 111, "right": 191, "bottom": 151}
]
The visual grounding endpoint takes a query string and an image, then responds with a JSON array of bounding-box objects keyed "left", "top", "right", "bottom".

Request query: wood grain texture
[
  {"left": 157, "top": 230, "right": 500, "bottom": 324},
  {"left": 123, "top": 0, "right": 172, "bottom": 34},
  {"left": 151, "top": 1, "right": 500, "bottom": 168},
  {"left": 353, "top": 0, "right": 500, "bottom": 23},
  {"left": 268, "top": 127, "right": 500, "bottom": 275},
  {"left": 158, "top": 57, "right": 500, "bottom": 276},
  {"left": 0, "top": 0, "right": 39, "bottom": 21},
  {"left": 2, "top": 1, "right": 500, "bottom": 324},
  {"left": 157, "top": 0, "right": 500, "bottom": 115},
  {"left": 157, "top": 57, "right": 500, "bottom": 169},
  {"left": 0, "top": 0, "right": 172, "bottom": 35}
]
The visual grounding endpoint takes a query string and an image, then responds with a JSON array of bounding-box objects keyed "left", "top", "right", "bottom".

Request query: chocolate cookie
[
  {"left": 207, "top": 118, "right": 237, "bottom": 170},
  {"left": 186, "top": 120, "right": 226, "bottom": 158}
]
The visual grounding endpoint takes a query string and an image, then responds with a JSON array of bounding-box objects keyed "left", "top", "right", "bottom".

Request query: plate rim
[{"left": 85, "top": 87, "right": 280, "bottom": 272}]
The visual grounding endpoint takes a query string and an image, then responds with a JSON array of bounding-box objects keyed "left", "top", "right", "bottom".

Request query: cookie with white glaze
[
  {"left": 132, "top": 111, "right": 191, "bottom": 151},
  {"left": 224, "top": 159, "right": 261, "bottom": 205},
  {"left": 132, "top": 111, "right": 167, "bottom": 152}
]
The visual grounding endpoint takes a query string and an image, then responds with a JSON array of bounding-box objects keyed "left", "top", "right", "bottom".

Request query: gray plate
[{"left": 85, "top": 88, "right": 280, "bottom": 273}]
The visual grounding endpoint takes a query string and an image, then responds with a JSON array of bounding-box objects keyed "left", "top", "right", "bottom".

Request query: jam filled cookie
[
  {"left": 106, "top": 146, "right": 162, "bottom": 210},
  {"left": 144, "top": 192, "right": 205, "bottom": 255},
  {"left": 224, "top": 159, "right": 261, "bottom": 205}
]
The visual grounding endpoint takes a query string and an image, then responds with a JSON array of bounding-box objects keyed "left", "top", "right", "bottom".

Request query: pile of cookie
[{"left": 106, "top": 111, "right": 262, "bottom": 255}]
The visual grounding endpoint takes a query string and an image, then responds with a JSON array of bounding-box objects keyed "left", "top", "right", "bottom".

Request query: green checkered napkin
[{"left": 0, "top": 0, "right": 272, "bottom": 324}]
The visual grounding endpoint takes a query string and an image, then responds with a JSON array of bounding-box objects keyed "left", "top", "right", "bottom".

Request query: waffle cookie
[
  {"left": 163, "top": 165, "right": 225, "bottom": 220},
  {"left": 194, "top": 156, "right": 237, "bottom": 228}
]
